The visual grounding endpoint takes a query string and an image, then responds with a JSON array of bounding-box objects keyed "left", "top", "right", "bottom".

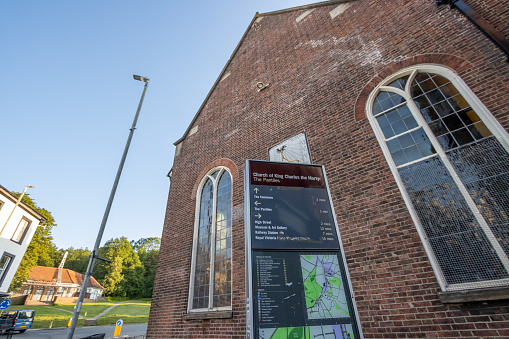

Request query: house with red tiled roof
[{"left": 20, "top": 266, "right": 104, "bottom": 305}]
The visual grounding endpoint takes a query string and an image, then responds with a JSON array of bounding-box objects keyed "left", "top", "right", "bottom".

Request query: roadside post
[
  {"left": 113, "top": 319, "right": 123, "bottom": 337},
  {"left": 68, "top": 318, "right": 72, "bottom": 327},
  {"left": 66, "top": 75, "right": 149, "bottom": 339}
]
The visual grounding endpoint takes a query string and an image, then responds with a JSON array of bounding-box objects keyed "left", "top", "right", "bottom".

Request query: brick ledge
[
  {"left": 439, "top": 286, "right": 509, "bottom": 303},
  {"left": 182, "top": 310, "right": 233, "bottom": 320}
]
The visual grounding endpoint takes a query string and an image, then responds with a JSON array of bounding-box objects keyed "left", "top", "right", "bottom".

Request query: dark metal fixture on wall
[{"left": 437, "top": 0, "right": 509, "bottom": 61}]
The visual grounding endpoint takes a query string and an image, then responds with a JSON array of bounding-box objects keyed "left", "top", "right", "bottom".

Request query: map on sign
[
  {"left": 259, "top": 324, "right": 354, "bottom": 339},
  {"left": 300, "top": 254, "right": 349, "bottom": 320}
]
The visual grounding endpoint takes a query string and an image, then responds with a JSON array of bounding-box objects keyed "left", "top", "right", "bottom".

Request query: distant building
[
  {"left": 20, "top": 266, "right": 104, "bottom": 304},
  {"left": 0, "top": 185, "right": 45, "bottom": 293}
]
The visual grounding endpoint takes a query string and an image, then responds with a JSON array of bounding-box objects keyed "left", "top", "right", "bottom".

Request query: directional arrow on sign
[
  {"left": 254, "top": 201, "right": 261, "bottom": 206},
  {"left": 0, "top": 299, "right": 11, "bottom": 310},
  {"left": 255, "top": 213, "right": 262, "bottom": 219},
  {"left": 254, "top": 188, "right": 259, "bottom": 194}
]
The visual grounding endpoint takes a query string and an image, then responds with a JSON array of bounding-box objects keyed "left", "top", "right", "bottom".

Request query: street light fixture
[
  {"left": 133, "top": 74, "right": 149, "bottom": 82},
  {"left": 66, "top": 75, "right": 149, "bottom": 339},
  {"left": 0, "top": 185, "right": 36, "bottom": 236}
]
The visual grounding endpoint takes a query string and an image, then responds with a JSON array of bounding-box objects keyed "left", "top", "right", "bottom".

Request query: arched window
[
  {"left": 367, "top": 64, "right": 509, "bottom": 291},
  {"left": 188, "top": 167, "right": 232, "bottom": 311}
]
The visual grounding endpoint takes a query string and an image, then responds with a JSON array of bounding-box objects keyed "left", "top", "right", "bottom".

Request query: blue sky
[{"left": 0, "top": 1, "right": 312, "bottom": 249}]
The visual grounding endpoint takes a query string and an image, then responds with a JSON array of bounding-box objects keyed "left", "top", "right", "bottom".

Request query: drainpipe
[{"left": 437, "top": 0, "right": 509, "bottom": 61}]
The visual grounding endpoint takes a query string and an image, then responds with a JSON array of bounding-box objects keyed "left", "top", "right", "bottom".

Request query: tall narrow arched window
[
  {"left": 188, "top": 167, "right": 232, "bottom": 312},
  {"left": 367, "top": 64, "right": 509, "bottom": 292}
]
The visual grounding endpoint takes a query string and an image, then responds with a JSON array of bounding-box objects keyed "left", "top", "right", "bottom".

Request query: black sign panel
[
  {"left": 252, "top": 250, "right": 360, "bottom": 339},
  {"left": 246, "top": 160, "right": 362, "bottom": 339},
  {"left": 249, "top": 161, "right": 339, "bottom": 250}
]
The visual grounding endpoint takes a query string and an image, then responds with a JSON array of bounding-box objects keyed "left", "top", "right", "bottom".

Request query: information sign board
[
  {"left": 245, "top": 160, "right": 362, "bottom": 339},
  {"left": 249, "top": 161, "right": 339, "bottom": 250}
]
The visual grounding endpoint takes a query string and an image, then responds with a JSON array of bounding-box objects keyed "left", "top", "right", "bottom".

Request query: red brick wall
[{"left": 148, "top": 0, "right": 509, "bottom": 337}]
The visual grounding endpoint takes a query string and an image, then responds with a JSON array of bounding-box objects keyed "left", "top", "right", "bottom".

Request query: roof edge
[
  {"left": 259, "top": 0, "right": 354, "bottom": 17},
  {"left": 173, "top": 0, "right": 355, "bottom": 146},
  {"left": 0, "top": 184, "right": 46, "bottom": 222}
]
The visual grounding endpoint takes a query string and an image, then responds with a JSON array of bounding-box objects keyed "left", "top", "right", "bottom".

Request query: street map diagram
[
  {"left": 300, "top": 254, "right": 349, "bottom": 320},
  {"left": 259, "top": 324, "right": 354, "bottom": 339}
]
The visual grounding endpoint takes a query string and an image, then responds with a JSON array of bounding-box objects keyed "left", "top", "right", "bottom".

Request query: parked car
[
  {"left": 0, "top": 310, "right": 36, "bottom": 334},
  {"left": 0, "top": 310, "right": 15, "bottom": 334}
]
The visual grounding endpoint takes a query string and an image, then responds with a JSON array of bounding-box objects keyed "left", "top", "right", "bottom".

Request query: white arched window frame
[
  {"left": 366, "top": 64, "right": 509, "bottom": 292},
  {"left": 188, "top": 166, "right": 233, "bottom": 312}
]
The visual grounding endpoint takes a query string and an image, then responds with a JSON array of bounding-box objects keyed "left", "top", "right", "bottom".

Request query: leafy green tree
[
  {"left": 116, "top": 265, "right": 146, "bottom": 297},
  {"left": 58, "top": 247, "right": 92, "bottom": 274},
  {"left": 94, "top": 237, "right": 142, "bottom": 296},
  {"left": 138, "top": 248, "right": 159, "bottom": 297},
  {"left": 9, "top": 193, "right": 57, "bottom": 291},
  {"left": 131, "top": 237, "right": 160, "bottom": 297},
  {"left": 131, "top": 237, "right": 160, "bottom": 253}
]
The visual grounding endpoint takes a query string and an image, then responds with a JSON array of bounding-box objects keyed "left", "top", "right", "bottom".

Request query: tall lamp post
[
  {"left": 0, "top": 185, "right": 36, "bottom": 236},
  {"left": 66, "top": 75, "right": 149, "bottom": 339}
]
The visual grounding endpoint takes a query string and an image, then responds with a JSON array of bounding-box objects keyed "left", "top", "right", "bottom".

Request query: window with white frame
[
  {"left": 11, "top": 217, "right": 31, "bottom": 244},
  {"left": 22, "top": 285, "right": 33, "bottom": 295},
  {"left": 32, "top": 287, "right": 44, "bottom": 301},
  {"left": 367, "top": 64, "right": 509, "bottom": 292},
  {"left": 188, "top": 167, "right": 232, "bottom": 311},
  {"left": 0, "top": 252, "right": 15, "bottom": 286},
  {"left": 44, "top": 287, "right": 55, "bottom": 301}
]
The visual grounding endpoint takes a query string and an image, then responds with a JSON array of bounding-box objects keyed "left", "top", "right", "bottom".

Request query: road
[{"left": 4, "top": 323, "right": 147, "bottom": 339}]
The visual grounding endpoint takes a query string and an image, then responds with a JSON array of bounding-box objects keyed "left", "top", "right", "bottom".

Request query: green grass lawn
[
  {"left": 4, "top": 298, "right": 151, "bottom": 329},
  {"left": 96, "top": 299, "right": 152, "bottom": 326},
  {"left": 52, "top": 301, "right": 118, "bottom": 318}
]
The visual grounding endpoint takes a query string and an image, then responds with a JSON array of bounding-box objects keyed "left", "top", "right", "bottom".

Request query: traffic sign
[
  {"left": 0, "top": 299, "right": 11, "bottom": 310},
  {"left": 114, "top": 319, "right": 123, "bottom": 337}
]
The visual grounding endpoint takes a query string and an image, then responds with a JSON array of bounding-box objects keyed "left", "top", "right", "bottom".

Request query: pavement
[{"left": 3, "top": 323, "right": 147, "bottom": 339}]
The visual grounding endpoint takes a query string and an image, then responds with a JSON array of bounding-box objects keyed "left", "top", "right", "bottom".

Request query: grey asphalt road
[{"left": 5, "top": 323, "right": 147, "bottom": 339}]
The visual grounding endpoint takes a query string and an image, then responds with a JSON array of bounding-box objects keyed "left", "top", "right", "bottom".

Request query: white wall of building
[{"left": 0, "top": 187, "right": 43, "bottom": 292}]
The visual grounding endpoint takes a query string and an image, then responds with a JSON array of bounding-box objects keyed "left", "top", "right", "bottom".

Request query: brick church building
[{"left": 147, "top": 0, "right": 509, "bottom": 337}]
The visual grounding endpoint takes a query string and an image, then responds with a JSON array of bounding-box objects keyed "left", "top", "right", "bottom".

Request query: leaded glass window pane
[
  {"left": 399, "top": 157, "right": 508, "bottom": 284},
  {"left": 370, "top": 67, "right": 509, "bottom": 290},
  {"left": 446, "top": 138, "right": 509, "bottom": 256},
  {"left": 213, "top": 172, "right": 232, "bottom": 308},
  {"left": 192, "top": 178, "right": 213, "bottom": 309},
  {"left": 411, "top": 72, "right": 492, "bottom": 151},
  {"left": 191, "top": 169, "right": 232, "bottom": 310}
]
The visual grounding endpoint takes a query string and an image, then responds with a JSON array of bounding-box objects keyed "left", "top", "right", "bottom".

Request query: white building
[
  {"left": 0, "top": 184, "right": 45, "bottom": 293},
  {"left": 20, "top": 266, "right": 104, "bottom": 304}
]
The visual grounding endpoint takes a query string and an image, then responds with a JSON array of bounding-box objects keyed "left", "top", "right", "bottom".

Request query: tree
[
  {"left": 138, "top": 247, "right": 159, "bottom": 297},
  {"left": 131, "top": 237, "right": 160, "bottom": 254},
  {"left": 94, "top": 237, "right": 142, "bottom": 297},
  {"left": 131, "top": 237, "right": 160, "bottom": 297},
  {"left": 9, "top": 193, "right": 57, "bottom": 291},
  {"left": 58, "top": 247, "right": 92, "bottom": 274}
]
